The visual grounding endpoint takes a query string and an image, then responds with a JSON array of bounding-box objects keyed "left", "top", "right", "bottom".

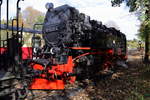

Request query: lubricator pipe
[{"left": 0, "top": 0, "right": 2, "bottom": 54}]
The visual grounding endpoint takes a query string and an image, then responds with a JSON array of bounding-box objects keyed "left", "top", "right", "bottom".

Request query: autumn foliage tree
[{"left": 22, "top": 6, "right": 45, "bottom": 29}]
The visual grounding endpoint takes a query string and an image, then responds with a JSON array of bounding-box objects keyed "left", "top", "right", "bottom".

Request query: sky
[{"left": 1, "top": 0, "right": 141, "bottom": 40}]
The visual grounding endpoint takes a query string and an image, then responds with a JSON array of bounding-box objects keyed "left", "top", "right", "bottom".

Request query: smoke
[{"left": 104, "top": 20, "right": 120, "bottom": 30}]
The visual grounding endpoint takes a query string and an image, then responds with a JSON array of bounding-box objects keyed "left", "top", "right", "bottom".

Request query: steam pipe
[{"left": 0, "top": 0, "right": 2, "bottom": 54}]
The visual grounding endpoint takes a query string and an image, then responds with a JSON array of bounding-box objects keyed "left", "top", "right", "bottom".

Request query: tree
[
  {"left": 138, "top": 20, "right": 150, "bottom": 40},
  {"left": 22, "top": 6, "right": 45, "bottom": 29},
  {"left": 111, "top": 0, "right": 150, "bottom": 62}
]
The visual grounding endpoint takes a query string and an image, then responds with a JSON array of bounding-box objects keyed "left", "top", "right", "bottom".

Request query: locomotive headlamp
[
  {"left": 113, "top": 40, "right": 116, "bottom": 44},
  {"left": 45, "top": 3, "right": 54, "bottom": 10}
]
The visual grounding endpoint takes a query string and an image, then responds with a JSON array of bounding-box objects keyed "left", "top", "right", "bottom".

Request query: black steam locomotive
[
  {"left": 0, "top": 3, "right": 127, "bottom": 99},
  {"left": 27, "top": 3, "right": 127, "bottom": 88}
]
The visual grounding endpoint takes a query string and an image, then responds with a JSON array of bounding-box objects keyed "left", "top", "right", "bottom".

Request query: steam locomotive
[
  {"left": 0, "top": 3, "right": 127, "bottom": 97},
  {"left": 28, "top": 3, "right": 127, "bottom": 90}
]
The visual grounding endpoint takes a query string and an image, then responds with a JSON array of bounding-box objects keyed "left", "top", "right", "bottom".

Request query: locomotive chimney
[{"left": 45, "top": 3, "right": 54, "bottom": 11}]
